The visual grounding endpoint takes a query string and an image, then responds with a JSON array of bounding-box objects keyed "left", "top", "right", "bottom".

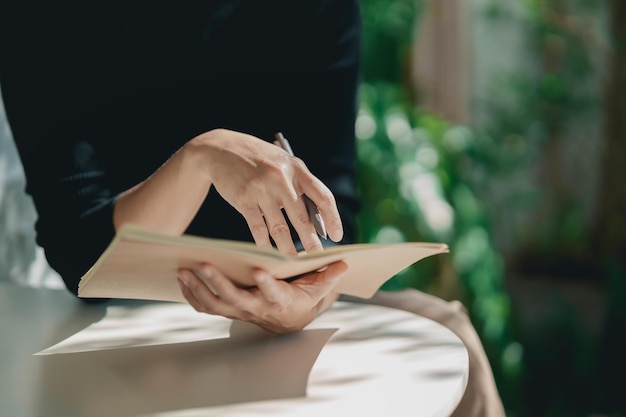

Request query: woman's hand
[
  {"left": 114, "top": 128, "right": 342, "bottom": 255},
  {"left": 190, "top": 129, "right": 344, "bottom": 255},
  {"left": 176, "top": 261, "right": 347, "bottom": 334}
]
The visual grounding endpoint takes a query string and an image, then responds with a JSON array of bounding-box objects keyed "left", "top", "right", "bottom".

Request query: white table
[{"left": 0, "top": 282, "right": 468, "bottom": 417}]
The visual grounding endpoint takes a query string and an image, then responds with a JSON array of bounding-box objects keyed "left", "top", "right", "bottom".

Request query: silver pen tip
[{"left": 314, "top": 214, "right": 327, "bottom": 240}]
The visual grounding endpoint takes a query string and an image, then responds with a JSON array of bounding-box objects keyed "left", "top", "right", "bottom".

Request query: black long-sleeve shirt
[{"left": 0, "top": 0, "right": 362, "bottom": 295}]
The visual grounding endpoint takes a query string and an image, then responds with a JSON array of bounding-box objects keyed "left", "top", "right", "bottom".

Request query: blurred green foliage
[
  {"left": 358, "top": 0, "right": 520, "bottom": 409},
  {"left": 479, "top": 0, "right": 603, "bottom": 264},
  {"left": 359, "top": 0, "right": 420, "bottom": 83},
  {"left": 355, "top": 82, "right": 521, "bottom": 409},
  {"left": 357, "top": 0, "right": 625, "bottom": 416}
]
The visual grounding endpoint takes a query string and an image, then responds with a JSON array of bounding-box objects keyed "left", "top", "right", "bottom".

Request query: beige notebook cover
[{"left": 78, "top": 224, "right": 449, "bottom": 301}]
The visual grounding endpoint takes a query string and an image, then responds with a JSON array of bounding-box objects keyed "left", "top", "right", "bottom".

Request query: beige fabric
[{"left": 345, "top": 289, "right": 506, "bottom": 417}]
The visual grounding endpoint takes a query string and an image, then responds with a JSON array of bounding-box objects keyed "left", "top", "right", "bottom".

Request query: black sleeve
[
  {"left": 0, "top": 2, "right": 132, "bottom": 295},
  {"left": 0, "top": 0, "right": 362, "bottom": 296},
  {"left": 0, "top": 108, "right": 119, "bottom": 296},
  {"left": 184, "top": 0, "right": 363, "bottom": 244},
  {"left": 262, "top": 0, "right": 363, "bottom": 245}
]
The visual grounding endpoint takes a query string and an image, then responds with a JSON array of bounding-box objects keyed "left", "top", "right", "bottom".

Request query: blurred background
[
  {"left": 356, "top": 0, "right": 625, "bottom": 416},
  {"left": 1, "top": 0, "right": 624, "bottom": 416}
]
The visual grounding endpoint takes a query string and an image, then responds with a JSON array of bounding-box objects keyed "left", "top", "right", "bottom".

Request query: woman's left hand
[{"left": 176, "top": 261, "right": 348, "bottom": 334}]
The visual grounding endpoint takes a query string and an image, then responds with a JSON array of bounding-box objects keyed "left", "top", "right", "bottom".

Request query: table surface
[{"left": 0, "top": 282, "right": 468, "bottom": 417}]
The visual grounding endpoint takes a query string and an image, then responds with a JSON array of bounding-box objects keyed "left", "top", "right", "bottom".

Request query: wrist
[
  {"left": 188, "top": 128, "right": 239, "bottom": 184},
  {"left": 185, "top": 129, "right": 223, "bottom": 182}
]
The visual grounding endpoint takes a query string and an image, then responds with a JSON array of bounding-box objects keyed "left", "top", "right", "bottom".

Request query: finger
[
  {"left": 177, "top": 276, "right": 207, "bottom": 313},
  {"left": 240, "top": 206, "right": 273, "bottom": 248},
  {"left": 258, "top": 204, "right": 298, "bottom": 256},
  {"left": 177, "top": 268, "right": 243, "bottom": 319},
  {"left": 291, "top": 261, "right": 348, "bottom": 298},
  {"left": 293, "top": 162, "right": 343, "bottom": 242},
  {"left": 177, "top": 269, "right": 219, "bottom": 313},
  {"left": 193, "top": 263, "right": 265, "bottom": 314},
  {"left": 252, "top": 269, "right": 290, "bottom": 305},
  {"left": 282, "top": 196, "right": 323, "bottom": 253},
  {"left": 194, "top": 263, "right": 244, "bottom": 300}
]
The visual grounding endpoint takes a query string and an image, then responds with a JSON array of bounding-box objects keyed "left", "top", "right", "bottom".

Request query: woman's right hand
[
  {"left": 114, "top": 128, "right": 342, "bottom": 255},
  {"left": 189, "top": 129, "right": 344, "bottom": 255}
]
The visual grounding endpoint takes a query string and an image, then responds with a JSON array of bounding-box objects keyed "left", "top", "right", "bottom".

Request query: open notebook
[{"left": 78, "top": 224, "right": 449, "bottom": 301}]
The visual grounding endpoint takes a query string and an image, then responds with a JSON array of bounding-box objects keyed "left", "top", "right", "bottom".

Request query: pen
[{"left": 274, "top": 132, "right": 328, "bottom": 240}]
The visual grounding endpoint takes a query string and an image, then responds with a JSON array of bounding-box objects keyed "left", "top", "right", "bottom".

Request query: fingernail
[
  {"left": 199, "top": 264, "right": 214, "bottom": 279},
  {"left": 253, "top": 270, "right": 269, "bottom": 285},
  {"left": 178, "top": 271, "right": 190, "bottom": 286},
  {"left": 196, "top": 265, "right": 218, "bottom": 295},
  {"left": 331, "top": 227, "right": 343, "bottom": 242}
]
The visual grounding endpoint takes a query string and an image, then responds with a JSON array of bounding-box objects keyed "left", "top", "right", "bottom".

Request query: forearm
[{"left": 113, "top": 138, "right": 212, "bottom": 235}]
